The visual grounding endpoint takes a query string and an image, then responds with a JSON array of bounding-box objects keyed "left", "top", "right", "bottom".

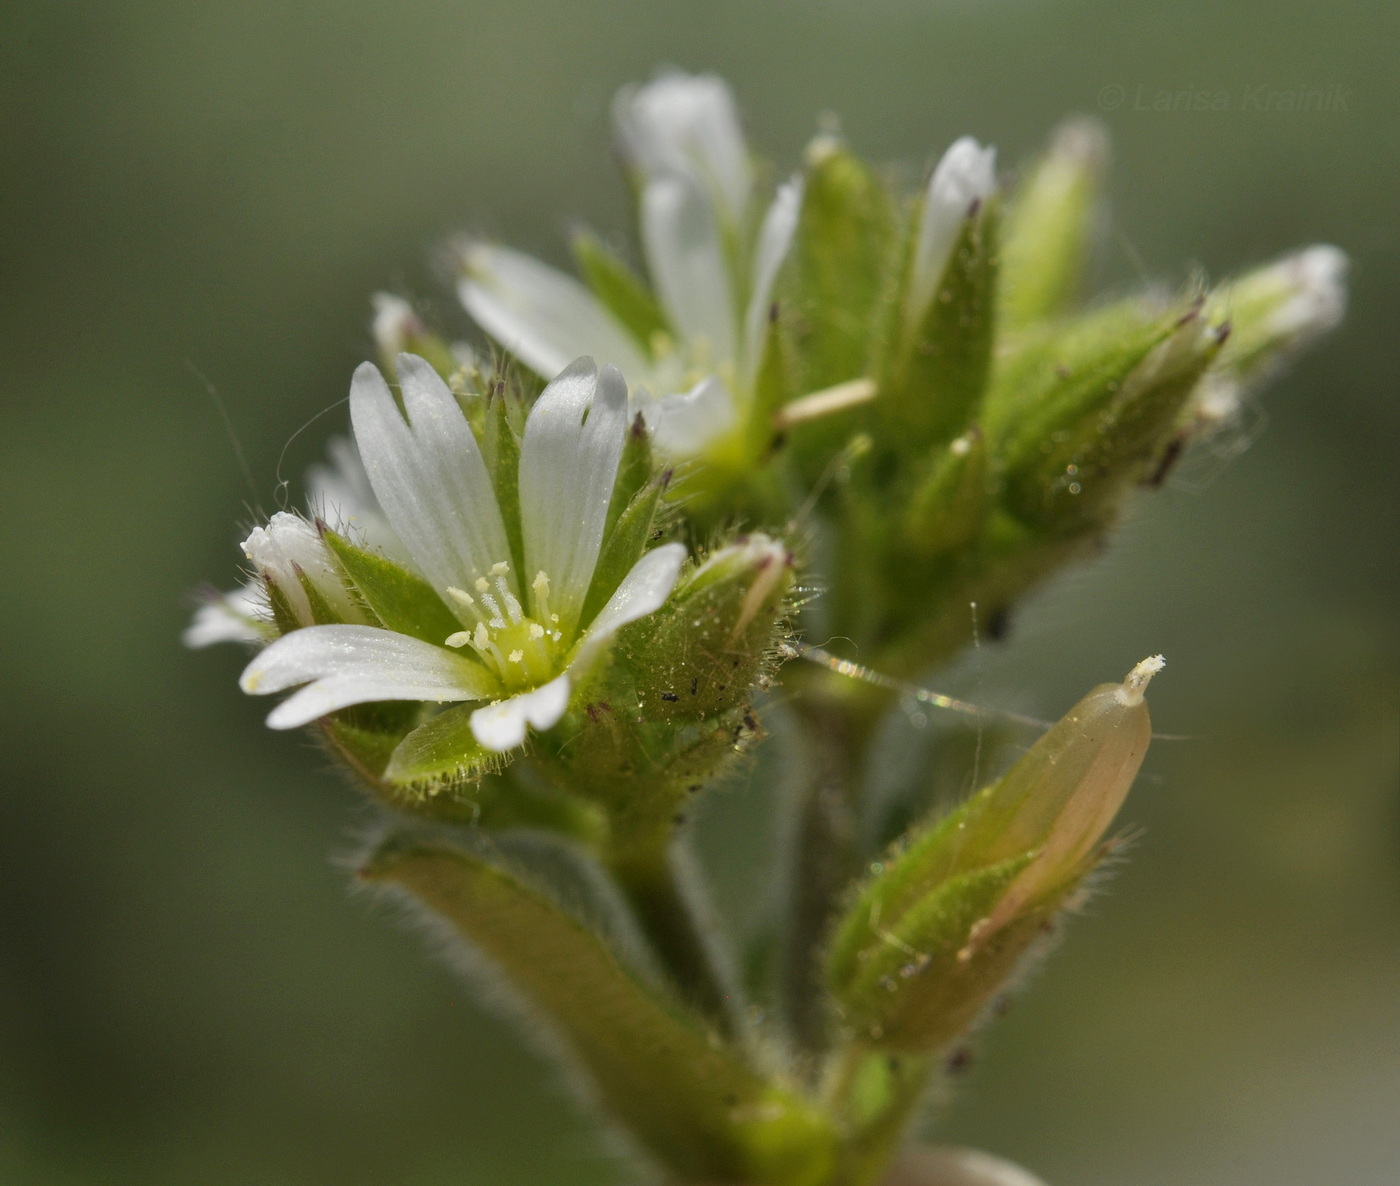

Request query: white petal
[
  {"left": 614, "top": 71, "right": 751, "bottom": 227},
  {"left": 1266, "top": 244, "right": 1349, "bottom": 340},
  {"left": 573, "top": 542, "right": 685, "bottom": 669},
  {"left": 907, "top": 137, "right": 997, "bottom": 333},
  {"left": 305, "top": 436, "right": 409, "bottom": 564},
  {"left": 183, "top": 583, "right": 268, "bottom": 648},
  {"left": 743, "top": 177, "right": 804, "bottom": 384},
  {"left": 349, "top": 356, "right": 512, "bottom": 614},
  {"left": 240, "top": 624, "right": 498, "bottom": 730},
  {"left": 518, "top": 358, "right": 629, "bottom": 628},
  {"left": 641, "top": 375, "right": 737, "bottom": 457},
  {"left": 469, "top": 673, "right": 572, "bottom": 751},
  {"left": 641, "top": 175, "right": 736, "bottom": 369},
  {"left": 458, "top": 242, "right": 652, "bottom": 381}
]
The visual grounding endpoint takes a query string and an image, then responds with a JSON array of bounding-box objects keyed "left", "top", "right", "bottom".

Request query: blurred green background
[{"left": 2, "top": 1, "right": 1396, "bottom": 1183}]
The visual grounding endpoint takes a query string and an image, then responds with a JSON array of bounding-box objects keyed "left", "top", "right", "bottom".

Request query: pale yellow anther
[
  {"left": 473, "top": 623, "right": 489, "bottom": 649},
  {"left": 474, "top": 577, "right": 490, "bottom": 593},
  {"left": 446, "top": 586, "right": 475, "bottom": 606},
  {"left": 1118, "top": 654, "right": 1166, "bottom": 706},
  {"left": 491, "top": 561, "right": 510, "bottom": 576},
  {"left": 444, "top": 631, "right": 472, "bottom": 648},
  {"left": 528, "top": 623, "right": 545, "bottom": 640},
  {"left": 508, "top": 650, "right": 524, "bottom": 664},
  {"left": 533, "top": 571, "right": 550, "bottom": 594}
]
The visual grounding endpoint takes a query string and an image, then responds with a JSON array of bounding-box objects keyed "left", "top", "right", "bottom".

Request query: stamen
[
  {"left": 474, "top": 577, "right": 490, "bottom": 593},
  {"left": 496, "top": 577, "right": 523, "bottom": 623},
  {"left": 444, "top": 631, "right": 472, "bottom": 648},
  {"left": 528, "top": 623, "right": 545, "bottom": 640},
  {"left": 507, "top": 650, "right": 524, "bottom": 664},
  {"left": 491, "top": 561, "right": 510, "bottom": 576},
  {"left": 473, "top": 623, "right": 490, "bottom": 651},
  {"left": 532, "top": 570, "right": 552, "bottom": 621},
  {"left": 445, "top": 586, "right": 475, "bottom": 607}
]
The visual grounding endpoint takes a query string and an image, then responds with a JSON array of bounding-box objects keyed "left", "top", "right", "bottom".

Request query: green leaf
[
  {"left": 322, "top": 530, "right": 461, "bottom": 645},
  {"left": 362, "top": 839, "right": 837, "bottom": 1186},
  {"left": 998, "top": 119, "right": 1108, "bottom": 330},
  {"left": 572, "top": 229, "right": 669, "bottom": 350},
  {"left": 788, "top": 139, "right": 898, "bottom": 393},
  {"left": 882, "top": 199, "right": 1000, "bottom": 452}
]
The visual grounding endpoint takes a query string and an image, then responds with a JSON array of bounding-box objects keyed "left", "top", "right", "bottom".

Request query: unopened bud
[
  {"left": 1195, "top": 245, "right": 1348, "bottom": 427},
  {"left": 241, "top": 512, "right": 365, "bottom": 632},
  {"left": 370, "top": 293, "right": 464, "bottom": 383},
  {"left": 827, "top": 658, "right": 1162, "bottom": 1050},
  {"left": 618, "top": 534, "right": 794, "bottom": 724},
  {"left": 999, "top": 118, "right": 1109, "bottom": 329},
  {"left": 905, "top": 137, "right": 998, "bottom": 335}
]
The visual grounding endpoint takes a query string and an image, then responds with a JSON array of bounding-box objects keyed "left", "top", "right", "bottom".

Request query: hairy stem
[{"left": 606, "top": 834, "right": 744, "bottom": 1037}]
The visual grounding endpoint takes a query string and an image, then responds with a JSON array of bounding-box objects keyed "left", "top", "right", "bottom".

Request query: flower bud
[
  {"left": 904, "top": 138, "right": 998, "bottom": 336},
  {"left": 618, "top": 533, "right": 795, "bottom": 725},
  {"left": 241, "top": 512, "right": 366, "bottom": 632},
  {"left": 827, "top": 657, "right": 1162, "bottom": 1051},
  {"left": 1194, "top": 245, "right": 1348, "bottom": 428},
  {"left": 370, "top": 292, "right": 465, "bottom": 384},
  {"left": 999, "top": 118, "right": 1108, "bottom": 330}
]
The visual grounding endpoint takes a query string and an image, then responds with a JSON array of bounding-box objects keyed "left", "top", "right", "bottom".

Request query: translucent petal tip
[{"left": 1118, "top": 654, "right": 1166, "bottom": 706}]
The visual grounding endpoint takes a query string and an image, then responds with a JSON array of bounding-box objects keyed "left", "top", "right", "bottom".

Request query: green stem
[
  {"left": 823, "top": 1044, "right": 936, "bottom": 1186},
  {"left": 606, "top": 833, "right": 744, "bottom": 1038},
  {"left": 780, "top": 671, "right": 892, "bottom": 1060}
]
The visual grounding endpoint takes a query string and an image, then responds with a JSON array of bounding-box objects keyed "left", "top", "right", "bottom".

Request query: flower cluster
[{"left": 191, "top": 68, "right": 1347, "bottom": 1186}]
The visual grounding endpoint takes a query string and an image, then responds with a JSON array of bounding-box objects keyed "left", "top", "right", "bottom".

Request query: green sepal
[
  {"left": 322, "top": 529, "right": 461, "bottom": 645},
  {"left": 361, "top": 838, "right": 838, "bottom": 1186},
  {"left": 478, "top": 388, "right": 525, "bottom": 576},
  {"left": 902, "top": 429, "right": 990, "bottom": 558},
  {"left": 264, "top": 574, "right": 302, "bottom": 636},
  {"left": 828, "top": 851, "right": 1036, "bottom": 1050},
  {"left": 995, "top": 304, "right": 1224, "bottom": 526},
  {"left": 581, "top": 476, "right": 667, "bottom": 631},
  {"left": 572, "top": 229, "right": 670, "bottom": 351},
  {"left": 296, "top": 566, "right": 362, "bottom": 626},
  {"left": 788, "top": 138, "right": 898, "bottom": 394},
  {"left": 606, "top": 412, "right": 658, "bottom": 538},
  {"left": 383, "top": 703, "right": 498, "bottom": 789},
  {"left": 998, "top": 119, "right": 1107, "bottom": 331},
  {"left": 882, "top": 198, "right": 1000, "bottom": 453}
]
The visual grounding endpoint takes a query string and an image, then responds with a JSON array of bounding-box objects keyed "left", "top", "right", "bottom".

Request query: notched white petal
[
  {"left": 518, "top": 358, "right": 629, "bottom": 628},
  {"left": 349, "top": 357, "right": 511, "bottom": 614},
  {"left": 743, "top": 177, "right": 804, "bottom": 384},
  {"left": 640, "top": 375, "right": 736, "bottom": 457},
  {"left": 614, "top": 71, "right": 751, "bottom": 227},
  {"left": 240, "top": 624, "right": 498, "bottom": 730},
  {"left": 573, "top": 542, "right": 685, "bottom": 669},
  {"left": 457, "top": 241, "right": 652, "bottom": 381},
  {"left": 641, "top": 175, "right": 737, "bottom": 370},
  {"left": 469, "top": 672, "right": 572, "bottom": 751},
  {"left": 183, "top": 583, "right": 269, "bottom": 648}
]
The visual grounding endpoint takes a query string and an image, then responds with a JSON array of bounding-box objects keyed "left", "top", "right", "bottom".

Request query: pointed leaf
[
  {"left": 788, "top": 139, "right": 897, "bottom": 393},
  {"left": 883, "top": 200, "right": 1000, "bottom": 452},
  {"left": 572, "top": 229, "right": 670, "bottom": 349},
  {"left": 362, "top": 839, "right": 837, "bottom": 1186}
]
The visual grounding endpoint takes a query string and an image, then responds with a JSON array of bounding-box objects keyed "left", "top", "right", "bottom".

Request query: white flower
[
  {"left": 904, "top": 136, "right": 997, "bottom": 335},
  {"left": 183, "top": 583, "right": 270, "bottom": 648},
  {"left": 240, "top": 354, "right": 685, "bottom": 752},
  {"left": 458, "top": 72, "right": 802, "bottom": 459}
]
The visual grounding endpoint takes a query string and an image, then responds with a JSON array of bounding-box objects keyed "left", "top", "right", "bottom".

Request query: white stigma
[{"left": 1118, "top": 654, "right": 1166, "bottom": 706}]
